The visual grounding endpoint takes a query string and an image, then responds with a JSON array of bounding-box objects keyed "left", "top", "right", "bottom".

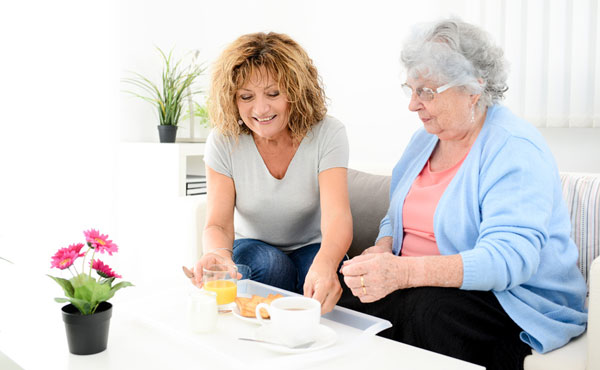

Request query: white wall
[
  {"left": 116, "top": 0, "right": 600, "bottom": 174},
  {"left": 2, "top": 0, "right": 599, "bottom": 280},
  {"left": 116, "top": 0, "right": 467, "bottom": 173},
  {"left": 1, "top": 1, "right": 119, "bottom": 272}
]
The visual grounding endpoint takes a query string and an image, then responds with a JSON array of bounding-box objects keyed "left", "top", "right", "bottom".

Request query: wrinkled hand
[
  {"left": 340, "top": 253, "right": 409, "bottom": 303},
  {"left": 303, "top": 260, "right": 342, "bottom": 314},
  {"left": 187, "top": 253, "right": 233, "bottom": 288},
  {"left": 361, "top": 244, "right": 393, "bottom": 255}
]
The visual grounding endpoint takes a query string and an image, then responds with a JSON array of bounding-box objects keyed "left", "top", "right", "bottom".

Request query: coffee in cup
[{"left": 255, "top": 296, "right": 321, "bottom": 345}]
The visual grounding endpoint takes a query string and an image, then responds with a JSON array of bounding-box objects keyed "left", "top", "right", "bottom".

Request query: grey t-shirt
[{"left": 204, "top": 116, "right": 349, "bottom": 251}]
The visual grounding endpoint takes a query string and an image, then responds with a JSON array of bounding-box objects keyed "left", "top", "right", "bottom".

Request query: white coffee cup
[{"left": 255, "top": 296, "right": 321, "bottom": 344}]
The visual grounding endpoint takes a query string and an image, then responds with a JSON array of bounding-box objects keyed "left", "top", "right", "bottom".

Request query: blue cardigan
[{"left": 378, "top": 105, "right": 587, "bottom": 353}]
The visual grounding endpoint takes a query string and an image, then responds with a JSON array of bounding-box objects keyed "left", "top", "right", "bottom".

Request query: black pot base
[
  {"left": 157, "top": 125, "right": 178, "bottom": 143},
  {"left": 62, "top": 302, "right": 112, "bottom": 355}
]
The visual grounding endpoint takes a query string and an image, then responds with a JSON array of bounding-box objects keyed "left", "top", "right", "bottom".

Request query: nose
[
  {"left": 253, "top": 95, "right": 270, "bottom": 116},
  {"left": 407, "top": 91, "right": 422, "bottom": 112}
]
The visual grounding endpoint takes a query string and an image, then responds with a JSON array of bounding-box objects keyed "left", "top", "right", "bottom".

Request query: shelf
[{"left": 119, "top": 142, "right": 206, "bottom": 197}]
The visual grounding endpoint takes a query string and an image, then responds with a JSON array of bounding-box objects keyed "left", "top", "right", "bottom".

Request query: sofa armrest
[{"left": 588, "top": 257, "right": 600, "bottom": 370}]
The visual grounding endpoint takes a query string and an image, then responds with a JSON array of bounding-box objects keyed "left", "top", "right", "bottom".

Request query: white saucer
[
  {"left": 253, "top": 324, "right": 337, "bottom": 354},
  {"left": 231, "top": 293, "right": 266, "bottom": 324},
  {"left": 232, "top": 305, "right": 265, "bottom": 324}
]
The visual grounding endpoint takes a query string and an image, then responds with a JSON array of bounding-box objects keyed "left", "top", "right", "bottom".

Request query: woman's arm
[
  {"left": 340, "top": 253, "right": 463, "bottom": 303},
  {"left": 361, "top": 236, "right": 393, "bottom": 255},
  {"left": 191, "top": 165, "right": 236, "bottom": 287},
  {"left": 304, "top": 167, "right": 353, "bottom": 313}
]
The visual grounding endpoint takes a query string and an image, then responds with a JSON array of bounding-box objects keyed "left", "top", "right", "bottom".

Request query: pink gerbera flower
[
  {"left": 50, "top": 246, "right": 84, "bottom": 270},
  {"left": 68, "top": 242, "right": 85, "bottom": 254},
  {"left": 91, "top": 259, "right": 122, "bottom": 279},
  {"left": 84, "top": 229, "right": 118, "bottom": 255}
]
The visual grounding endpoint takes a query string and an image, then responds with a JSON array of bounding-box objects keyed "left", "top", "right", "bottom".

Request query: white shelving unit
[
  {"left": 118, "top": 142, "right": 206, "bottom": 197},
  {"left": 116, "top": 142, "right": 207, "bottom": 285}
]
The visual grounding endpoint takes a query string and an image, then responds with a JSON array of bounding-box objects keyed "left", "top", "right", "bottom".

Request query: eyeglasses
[{"left": 401, "top": 82, "right": 453, "bottom": 101}]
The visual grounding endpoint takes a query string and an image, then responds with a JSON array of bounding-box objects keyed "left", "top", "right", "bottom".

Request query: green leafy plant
[
  {"left": 48, "top": 229, "right": 133, "bottom": 315},
  {"left": 123, "top": 48, "right": 206, "bottom": 126},
  {"left": 183, "top": 101, "right": 210, "bottom": 128}
]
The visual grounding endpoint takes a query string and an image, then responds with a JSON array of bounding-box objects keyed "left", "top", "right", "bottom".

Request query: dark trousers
[{"left": 338, "top": 279, "right": 531, "bottom": 370}]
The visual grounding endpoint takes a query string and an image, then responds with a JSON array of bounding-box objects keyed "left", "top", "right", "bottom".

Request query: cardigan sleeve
[{"left": 460, "top": 136, "right": 556, "bottom": 291}]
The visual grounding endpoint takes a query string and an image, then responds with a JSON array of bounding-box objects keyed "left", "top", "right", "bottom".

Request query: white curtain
[{"left": 464, "top": 0, "right": 600, "bottom": 128}]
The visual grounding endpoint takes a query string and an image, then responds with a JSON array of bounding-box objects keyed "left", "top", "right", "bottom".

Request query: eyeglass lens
[{"left": 401, "top": 84, "right": 434, "bottom": 101}]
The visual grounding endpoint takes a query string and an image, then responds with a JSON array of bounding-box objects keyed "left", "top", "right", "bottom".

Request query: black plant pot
[
  {"left": 61, "top": 302, "right": 112, "bottom": 355},
  {"left": 157, "top": 125, "right": 178, "bottom": 143}
]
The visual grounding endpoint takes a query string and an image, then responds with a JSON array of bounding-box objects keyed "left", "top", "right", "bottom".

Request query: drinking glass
[
  {"left": 203, "top": 264, "right": 238, "bottom": 313},
  {"left": 235, "top": 264, "right": 252, "bottom": 295}
]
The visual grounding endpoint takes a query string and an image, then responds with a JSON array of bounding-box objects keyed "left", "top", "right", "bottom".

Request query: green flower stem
[
  {"left": 69, "top": 264, "right": 79, "bottom": 278},
  {"left": 81, "top": 248, "right": 89, "bottom": 274},
  {"left": 88, "top": 249, "right": 97, "bottom": 278}
]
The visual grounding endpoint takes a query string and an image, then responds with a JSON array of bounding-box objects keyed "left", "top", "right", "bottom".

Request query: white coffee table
[{"left": 0, "top": 266, "right": 483, "bottom": 370}]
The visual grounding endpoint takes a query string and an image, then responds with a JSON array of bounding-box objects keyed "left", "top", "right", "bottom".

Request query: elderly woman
[
  {"left": 340, "top": 19, "right": 587, "bottom": 370},
  {"left": 188, "top": 32, "right": 352, "bottom": 313}
]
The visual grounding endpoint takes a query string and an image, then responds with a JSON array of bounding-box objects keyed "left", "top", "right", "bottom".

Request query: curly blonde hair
[{"left": 208, "top": 32, "right": 327, "bottom": 142}]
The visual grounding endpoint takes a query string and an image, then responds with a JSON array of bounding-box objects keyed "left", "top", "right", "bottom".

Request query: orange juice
[{"left": 204, "top": 280, "right": 237, "bottom": 305}]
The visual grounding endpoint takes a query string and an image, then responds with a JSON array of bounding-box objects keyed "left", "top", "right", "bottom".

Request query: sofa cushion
[
  {"left": 347, "top": 169, "right": 391, "bottom": 257},
  {"left": 524, "top": 332, "right": 587, "bottom": 370},
  {"left": 560, "top": 173, "right": 600, "bottom": 285}
]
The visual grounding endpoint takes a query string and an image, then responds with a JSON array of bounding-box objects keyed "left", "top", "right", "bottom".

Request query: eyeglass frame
[{"left": 401, "top": 82, "right": 454, "bottom": 102}]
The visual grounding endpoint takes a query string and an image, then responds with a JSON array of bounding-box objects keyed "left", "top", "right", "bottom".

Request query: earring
[
  {"left": 238, "top": 119, "right": 244, "bottom": 126},
  {"left": 470, "top": 107, "right": 475, "bottom": 124}
]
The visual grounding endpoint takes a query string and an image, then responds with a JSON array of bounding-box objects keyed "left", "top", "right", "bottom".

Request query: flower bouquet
[{"left": 48, "top": 229, "right": 133, "bottom": 315}]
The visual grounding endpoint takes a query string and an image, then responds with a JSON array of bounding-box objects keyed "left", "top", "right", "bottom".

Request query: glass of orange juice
[{"left": 203, "top": 264, "right": 238, "bottom": 313}]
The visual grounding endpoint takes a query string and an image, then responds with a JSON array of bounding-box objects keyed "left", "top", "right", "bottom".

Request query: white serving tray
[{"left": 122, "top": 280, "right": 392, "bottom": 370}]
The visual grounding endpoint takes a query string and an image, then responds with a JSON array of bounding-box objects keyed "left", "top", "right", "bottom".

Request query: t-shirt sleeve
[
  {"left": 317, "top": 117, "right": 349, "bottom": 172},
  {"left": 203, "top": 130, "right": 233, "bottom": 178}
]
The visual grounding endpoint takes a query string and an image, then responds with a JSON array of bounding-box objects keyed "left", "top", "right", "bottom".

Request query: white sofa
[
  {"left": 195, "top": 170, "right": 600, "bottom": 368},
  {"left": 346, "top": 169, "right": 600, "bottom": 370}
]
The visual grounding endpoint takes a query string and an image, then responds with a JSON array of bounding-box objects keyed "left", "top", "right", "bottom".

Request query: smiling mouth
[{"left": 254, "top": 115, "right": 276, "bottom": 123}]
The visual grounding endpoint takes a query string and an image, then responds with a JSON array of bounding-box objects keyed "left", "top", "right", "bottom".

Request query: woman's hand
[
  {"left": 340, "top": 253, "right": 410, "bottom": 303},
  {"left": 187, "top": 252, "right": 234, "bottom": 288},
  {"left": 361, "top": 236, "right": 393, "bottom": 255},
  {"left": 303, "top": 259, "right": 342, "bottom": 314},
  {"left": 361, "top": 244, "right": 393, "bottom": 255}
]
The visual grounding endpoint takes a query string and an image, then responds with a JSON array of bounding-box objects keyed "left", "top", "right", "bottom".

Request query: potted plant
[
  {"left": 48, "top": 229, "right": 133, "bottom": 355},
  {"left": 181, "top": 100, "right": 212, "bottom": 142},
  {"left": 123, "top": 48, "right": 205, "bottom": 143}
]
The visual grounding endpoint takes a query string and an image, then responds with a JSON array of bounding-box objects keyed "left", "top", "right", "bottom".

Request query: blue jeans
[{"left": 233, "top": 239, "right": 321, "bottom": 294}]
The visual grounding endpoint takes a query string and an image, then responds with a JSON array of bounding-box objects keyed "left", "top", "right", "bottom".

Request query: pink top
[{"left": 401, "top": 154, "right": 467, "bottom": 257}]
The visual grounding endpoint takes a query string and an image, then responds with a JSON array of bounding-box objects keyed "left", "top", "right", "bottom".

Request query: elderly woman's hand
[
  {"left": 303, "top": 259, "right": 343, "bottom": 314},
  {"left": 340, "top": 253, "right": 410, "bottom": 303}
]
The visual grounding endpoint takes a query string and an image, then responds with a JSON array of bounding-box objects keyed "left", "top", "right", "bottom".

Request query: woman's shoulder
[
  {"left": 311, "top": 115, "right": 346, "bottom": 134},
  {"left": 478, "top": 105, "right": 557, "bottom": 173},
  {"left": 304, "top": 115, "right": 347, "bottom": 143},
  {"left": 207, "top": 129, "right": 252, "bottom": 147},
  {"left": 485, "top": 105, "right": 543, "bottom": 141}
]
